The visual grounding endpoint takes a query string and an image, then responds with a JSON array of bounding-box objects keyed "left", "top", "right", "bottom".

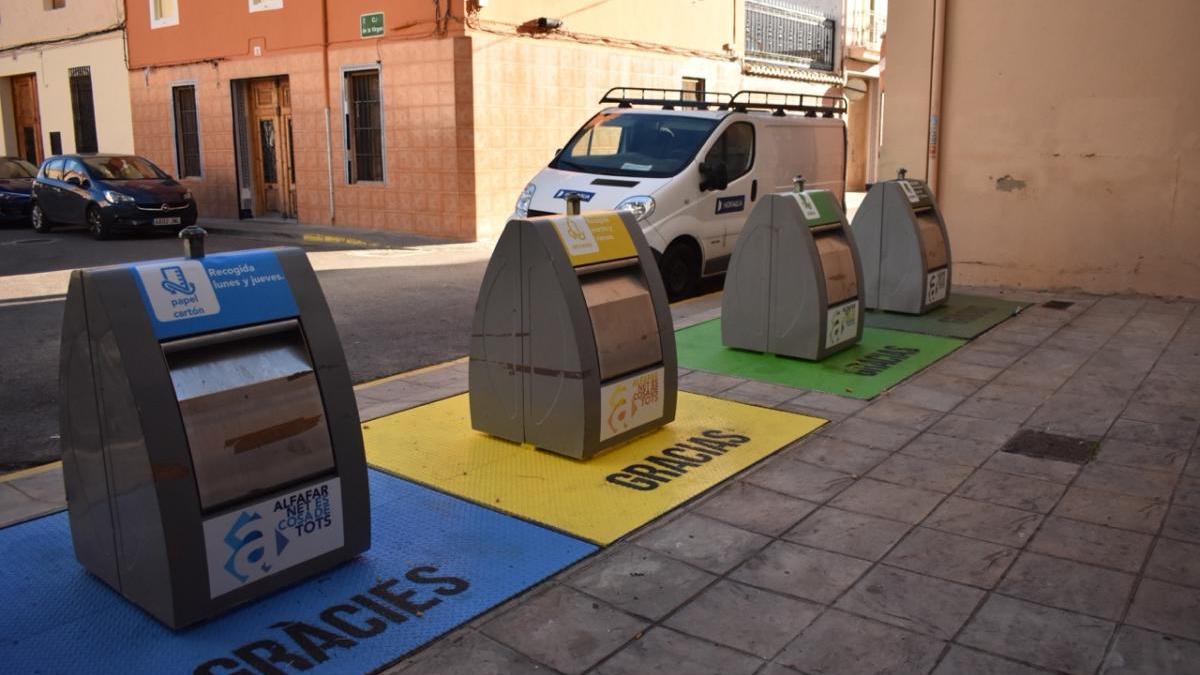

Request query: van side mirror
[{"left": 699, "top": 162, "right": 729, "bottom": 192}]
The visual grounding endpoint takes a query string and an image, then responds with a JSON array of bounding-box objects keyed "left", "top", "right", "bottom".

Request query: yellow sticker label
[
  {"left": 551, "top": 213, "right": 638, "bottom": 267},
  {"left": 363, "top": 392, "right": 825, "bottom": 544}
]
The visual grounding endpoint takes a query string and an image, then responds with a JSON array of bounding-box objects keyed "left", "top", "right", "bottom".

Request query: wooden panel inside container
[
  {"left": 581, "top": 272, "right": 662, "bottom": 381},
  {"left": 917, "top": 214, "right": 949, "bottom": 269},
  {"left": 815, "top": 233, "right": 858, "bottom": 305}
]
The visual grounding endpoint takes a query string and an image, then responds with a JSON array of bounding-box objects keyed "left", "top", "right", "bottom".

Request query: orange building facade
[{"left": 125, "top": 0, "right": 848, "bottom": 241}]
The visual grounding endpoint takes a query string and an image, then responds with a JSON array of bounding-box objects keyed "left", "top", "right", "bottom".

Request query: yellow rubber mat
[{"left": 363, "top": 392, "right": 824, "bottom": 545}]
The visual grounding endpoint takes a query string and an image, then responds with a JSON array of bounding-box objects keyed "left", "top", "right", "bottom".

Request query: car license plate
[{"left": 154, "top": 217, "right": 182, "bottom": 226}]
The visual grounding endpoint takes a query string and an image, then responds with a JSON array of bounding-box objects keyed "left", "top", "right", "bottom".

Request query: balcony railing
[
  {"left": 745, "top": 0, "right": 837, "bottom": 72},
  {"left": 846, "top": 7, "right": 885, "bottom": 52}
]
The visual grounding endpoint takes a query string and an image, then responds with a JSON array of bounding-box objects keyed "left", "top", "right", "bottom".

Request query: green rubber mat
[
  {"left": 676, "top": 320, "right": 964, "bottom": 400},
  {"left": 865, "top": 293, "right": 1028, "bottom": 339}
]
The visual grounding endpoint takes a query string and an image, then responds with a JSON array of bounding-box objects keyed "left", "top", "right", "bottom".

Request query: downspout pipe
[
  {"left": 926, "top": 0, "right": 946, "bottom": 193},
  {"left": 322, "top": 0, "right": 336, "bottom": 224}
]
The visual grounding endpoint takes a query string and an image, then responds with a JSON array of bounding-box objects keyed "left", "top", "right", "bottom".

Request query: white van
[{"left": 514, "top": 87, "right": 847, "bottom": 297}]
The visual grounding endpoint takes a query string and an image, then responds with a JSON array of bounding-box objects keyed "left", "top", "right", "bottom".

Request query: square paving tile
[
  {"left": 1145, "top": 538, "right": 1200, "bottom": 589},
  {"left": 784, "top": 390, "right": 870, "bottom": 417},
  {"left": 392, "top": 630, "right": 550, "bottom": 675},
  {"left": 1100, "top": 625, "right": 1200, "bottom": 675},
  {"left": 835, "top": 565, "right": 983, "bottom": 639},
  {"left": 1162, "top": 504, "right": 1200, "bottom": 544},
  {"left": 1073, "top": 462, "right": 1177, "bottom": 501},
  {"left": 932, "top": 645, "right": 1051, "bottom": 675},
  {"left": 1175, "top": 476, "right": 1200, "bottom": 508},
  {"left": 565, "top": 545, "right": 716, "bottom": 621},
  {"left": 955, "top": 396, "right": 1039, "bottom": 424},
  {"left": 984, "top": 451, "right": 1082, "bottom": 484},
  {"left": 694, "top": 481, "right": 818, "bottom": 537},
  {"left": 730, "top": 540, "right": 870, "bottom": 604},
  {"left": 885, "top": 527, "right": 1018, "bottom": 588},
  {"left": 679, "top": 370, "right": 744, "bottom": 395},
  {"left": 783, "top": 507, "right": 911, "bottom": 561},
  {"left": 723, "top": 380, "right": 807, "bottom": 408},
  {"left": 5, "top": 470, "right": 65, "bottom": 503},
  {"left": 634, "top": 513, "right": 771, "bottom": 574},
  {"left": 787, "top": 437, "right": 890, "bottom": 476},
  {"left": 745, "top": 459, "right": 856, "bottom": 503},
  {"left": 1107, "top": 417, "right": 1200, "bottom": 450},
  {"left": 829, "top": 478, "right": 945, "bottom": 524},
  {"left": 998, "top": 551, "right": 1136, "bottom": 620},
  {"left": 481, "top": 585, "right": 648, "bottom": 675},
  {"left": 1028, "top": 516, "right": 1153, "bottom": 573},
  {"left": 956, "top": 469, "right": 1066, "bottom": 513},
  {"left": 886, "top": 384, "right": 967, "bottom": 413},
  {"left": 857, "top": 399, "right": 944, "bottom": 430},
  {"left": 775, "top": 609, "right": 945, "bottom": 675},
  {"left": 958, "top": 595, "right": 1116, "bottom": 674},
  {"left": 1126, "top": 579, "right": 1200, "bottom": 642},
  {"left": 901, "top": 432, "right": 999, "bottom": 467},
  {"left": 925, "top": 497, "right": 1043, "bottom": 548},
  {"left": 1096, "top": 439, "right": 1190, "bottom": 474},
  {"left": 931, "top": 414, "right": 1020, "bottom": 446},
  {"left": 665, "top": 580, "right": 821, "bottom": 658},
  {"left": 593, "top": 627, "right": 762, "bottom": 675},
  {"left": 912, "top": 371, "right": 987, "bottom": 398},
  {"left": 867, "top": 453, "right": 974, "bottom": 493},
  {"left": 1054, "top": 486, "right": 1167, "bottom": 533},
  {"left": 823, "top": 417, "right": 920, "bottom": 452}
]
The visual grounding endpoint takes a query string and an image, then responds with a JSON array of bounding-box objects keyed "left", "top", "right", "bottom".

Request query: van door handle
[{"left": 751, "top": 179, "right": 758, "bottom": 201}]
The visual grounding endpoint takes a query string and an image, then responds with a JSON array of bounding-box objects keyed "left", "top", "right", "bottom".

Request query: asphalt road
[{"left": 0, "top": 222, "right": 489, "bottom": 469}]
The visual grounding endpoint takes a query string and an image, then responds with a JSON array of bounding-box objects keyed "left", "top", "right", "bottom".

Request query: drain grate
[
  {"left": 1042, "top": 300, "right": 1074, "bottom": 310},
  {"left": 1001, "top": 429, "right": 1096, "bottom": 464}
]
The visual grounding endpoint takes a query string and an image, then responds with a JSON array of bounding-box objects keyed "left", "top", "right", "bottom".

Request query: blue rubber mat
[{"left": 0, "top": 470, "right": 596, "bottom": 674}]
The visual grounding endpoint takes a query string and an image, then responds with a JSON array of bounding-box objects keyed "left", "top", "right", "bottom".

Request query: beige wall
[
  {"left": 473, "top": 0, "right": 739, "bottom": 56},
  {"left": 882, "top": 0, "right": 1200, "bottom": 298},
  {"left": 877, "top": 0, "right": 932, "bottom": 181},
  {"left": 0, "top": 34, "right": 135, "bottom": 156},
  {"left": 0, "top": 0, "right": 123, "bottom": 45}
]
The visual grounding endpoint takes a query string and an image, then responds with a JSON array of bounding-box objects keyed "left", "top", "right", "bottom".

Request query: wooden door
[
  {"left": 10, "top": 74, "right": 42, "bottom": 165},
  {"left": 248, "top": 77, "right": 296, "bottom": 218}
]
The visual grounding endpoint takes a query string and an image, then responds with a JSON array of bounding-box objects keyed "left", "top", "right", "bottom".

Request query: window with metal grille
[
  {"left": 345, "top": 70, "right": 383, "bottom": 183},
  {"left": 172, "top": 85, "right": 202, "bottom": 177},
  {"left": 69, "top": 67, "right": 98, "bottom": 154}
]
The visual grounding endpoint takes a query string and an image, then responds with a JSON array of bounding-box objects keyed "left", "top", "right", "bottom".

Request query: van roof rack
[
  {"left": 599, "top": 87, "right": 847, "bottom": 118},
  {"left": 728, "top": 90, "right": 847, "bottom": 117},
  {"left": 599, "top": 87, "right": 734, "bottom": 111}
]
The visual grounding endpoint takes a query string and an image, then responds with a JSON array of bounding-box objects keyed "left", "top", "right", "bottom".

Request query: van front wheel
[{"left": 659, "top": 240, "right": 700, "bottom": 301}]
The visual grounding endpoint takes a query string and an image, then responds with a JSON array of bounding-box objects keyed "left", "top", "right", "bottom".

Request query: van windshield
[{"left": 550, "top": 112, "right": 719, "bottom": 178}]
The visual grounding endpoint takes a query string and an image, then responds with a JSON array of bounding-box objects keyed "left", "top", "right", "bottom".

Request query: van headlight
[
  {"left": 515, "top": 182, "right": 536, "bottom": 217},
  {"left": 616, "top": 195, "right": 655, "bottom": 222}
]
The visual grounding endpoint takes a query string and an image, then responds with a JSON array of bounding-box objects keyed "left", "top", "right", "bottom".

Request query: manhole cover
[
  {"left": 1001, "top": 429, "right": 1096, "bottom": 464},
  {"left": 1042, "top": 300, "right": 1074, "bottom": 310}
]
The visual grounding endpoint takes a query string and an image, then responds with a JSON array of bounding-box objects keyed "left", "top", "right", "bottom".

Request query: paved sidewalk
[
  {"left": 2, "top": 287, "right": 1198, "bottom": 674},
  {"left": 197, "top": 217, "right": 453, "bottom": 250}
]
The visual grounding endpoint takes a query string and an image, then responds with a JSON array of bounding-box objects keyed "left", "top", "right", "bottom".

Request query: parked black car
[
  {"left": 31, "top": 154, "right": 197, "bottom": 239},
  {"left": 0, "top": 157, "right": 37, "bottom": 226}
]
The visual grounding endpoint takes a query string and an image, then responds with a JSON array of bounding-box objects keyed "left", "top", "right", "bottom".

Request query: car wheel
[
  {"left": 659, "top": 239, "right": 700, "bottom": 301},
  {"left": 31, "top": 203, "right": 52, "bottom": 233},
  {"left": 87, "top": 206, "right": 111, "bottom": 241}
]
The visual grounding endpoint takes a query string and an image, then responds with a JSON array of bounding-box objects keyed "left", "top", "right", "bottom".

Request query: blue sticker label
[
  {"left": 716, "top": 195, "right": 746, "bottom": 214},
  {"left": 131, "top": 249, "right": 300, "bottom": 340},
  {"left": 553, "top": 189, "right": 595, "bottom": 202}
]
